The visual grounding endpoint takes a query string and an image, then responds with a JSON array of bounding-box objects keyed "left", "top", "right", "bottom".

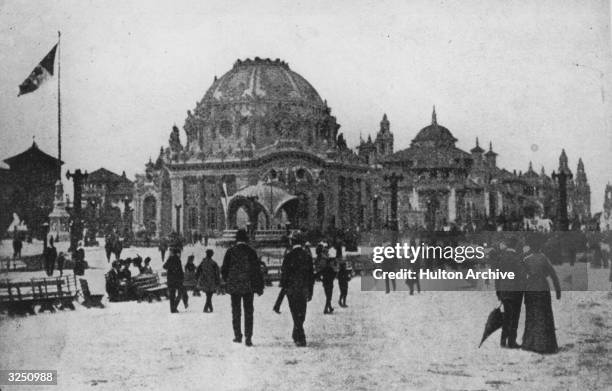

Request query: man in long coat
[
  {"left": 492, "top": 235, "right": 526, "bottom": 348},
  {"left": 164, "top": 247, "right": 184, "bottom": 313},
  {"left": 221, "top": 229, "right": 264, "bottom": 347},
  {"left": 281, "top": 232, "right": 314, "bottom": 347}
]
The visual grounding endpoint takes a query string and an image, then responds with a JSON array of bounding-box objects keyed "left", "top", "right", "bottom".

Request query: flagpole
[{"left": 57, "top": 30, "right": 62, "bottom": 181}]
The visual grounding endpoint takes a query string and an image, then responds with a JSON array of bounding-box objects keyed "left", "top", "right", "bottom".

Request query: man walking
[
  {"left": 164, "top": 247, "right": 184, "bottom": 313},
  {"left": 492, "top": 235, "right": 526, "bottom": 348},
  {"left": 44, "top": 236, "right": 57, "bottom": 277},
  {"left": 221, "top": 229, "right": 264, "bottom": 347},
  {"left": 281, "top": 232, "right": 314, "bottom": 347}
]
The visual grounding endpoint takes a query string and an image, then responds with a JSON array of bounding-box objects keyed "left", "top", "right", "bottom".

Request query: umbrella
[{"left": 478, "top": 305, "right": 504, "bottom": 348}]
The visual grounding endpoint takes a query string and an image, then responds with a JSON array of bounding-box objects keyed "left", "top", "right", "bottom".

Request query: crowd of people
[{"left": 124, "top": 229, "right": 353, "bottom": 348}]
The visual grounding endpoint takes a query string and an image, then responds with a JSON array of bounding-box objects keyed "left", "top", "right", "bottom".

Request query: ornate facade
[
  {"left": 374, "top": 108, "right": 591, "bottom": 231},
  {"left": 134, "top": 58, "right": 592, "bottom": 237},
  {"left": 134, "top": 58, "right": 371, "bottom": 237}
]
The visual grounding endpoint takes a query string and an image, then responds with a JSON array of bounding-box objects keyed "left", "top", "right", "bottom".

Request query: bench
[
  {"left": 0, "top": 280, "right": 36, "bottom": 315},
  {"left": 79, "top": 279, "right": 104, "bottom": 308},
  {"left": 31, "top": 275, "right": 78, "bottom": 312},
  {"left": 132, "top": 273, "right": 168, "bottom": 302}
]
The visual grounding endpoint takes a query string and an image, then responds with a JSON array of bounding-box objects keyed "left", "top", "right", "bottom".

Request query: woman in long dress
[{"left": 521, "top": 240, "right": 561, "bottom": 354}]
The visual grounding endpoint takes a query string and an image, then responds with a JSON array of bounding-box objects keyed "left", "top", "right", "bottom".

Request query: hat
[
  {"left": 291, "top": 232, "right": 305, "bottom": 245},
  {"left": 236, "top": 229, "right": 249, "bottom": 243}
]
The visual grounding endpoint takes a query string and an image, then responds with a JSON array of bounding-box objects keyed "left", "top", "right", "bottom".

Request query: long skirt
[{"left": 522, "top": 291, "right": 558, "bottom": 354}]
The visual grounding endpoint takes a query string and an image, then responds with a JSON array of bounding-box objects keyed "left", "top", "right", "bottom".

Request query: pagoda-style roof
[{"left": 3, "top": 141, "right": 63, "bottom": 169}]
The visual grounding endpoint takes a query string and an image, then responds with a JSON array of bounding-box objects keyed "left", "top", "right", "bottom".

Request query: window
[
  {"left": 208, "top": 207, "right": 216, "bottom": 230},
  {"left": 188, "top": 207, "right": 198, "bottom": 230}
]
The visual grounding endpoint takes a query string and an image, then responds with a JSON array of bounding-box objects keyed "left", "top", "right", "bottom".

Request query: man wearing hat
[
  {"left": 492, "top": 235, "right": 526, "bottom": 348},
  {"left": 280, "top": 231, "right": 315, "bottom": 347},
  {"left": 221, "top": 229, "right": 264, "bottom": 346},
  {"left": 164, "top": 247, "right": 185, "bottom": 313}
]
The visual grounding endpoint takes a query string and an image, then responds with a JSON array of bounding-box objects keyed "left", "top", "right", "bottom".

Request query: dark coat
[
  {"left": 317, "top": 264, "right": 336, "bottom": 287},
  {"left": 337, "top": 267, "right": 351, "bottom": 287},
  {"left": 221, "top": 243, "right": 263, "bottom": 295},
  {"left": 196, "top": 257, "right": 220, "bottom": 292},
  {"left": 163, "top": 255, "right": 184, "bottom": 287},
  {"left": 281, "top": 246, "right": 315, "bottom": 298},
  {"left": 492, "top": 248, "right": 526, "bottom": 296}
]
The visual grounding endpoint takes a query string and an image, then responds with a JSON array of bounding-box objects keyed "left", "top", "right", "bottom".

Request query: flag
[{"left": 18, "top": 44, "right": 58, "bottom": 96}]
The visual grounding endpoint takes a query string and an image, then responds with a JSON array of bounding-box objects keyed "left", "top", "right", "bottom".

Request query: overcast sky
[{"left": 1, "top": 0, "right": 611, "bottom": 210}]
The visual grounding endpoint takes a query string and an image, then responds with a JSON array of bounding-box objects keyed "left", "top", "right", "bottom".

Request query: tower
[
  {"left": 572, "top": 157, "right": 591, "bottom": 221},
  {"left": 484, "top": 142, "right": 497, "bottom": 169},
  {"left": 375, "top": 113, "right": 394, "bottom": 157}
]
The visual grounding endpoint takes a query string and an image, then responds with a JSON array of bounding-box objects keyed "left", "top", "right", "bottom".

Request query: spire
[
  {"left": 528, "top": 161, "right": 533, "bottom": 171},
  {"left": 577, "top": 157, "right": 585, "bottom": 172},
  {"left": 540, "top": 166, "right": 546, "bottom": 176},
  {"left": 485, "top": 141, "right": 497, "bottom": 157},
  {"left": 431, "top": 105, "right": 437, "bottom": 125},
  {"left": 379, "top": 113, "right": 390, "bottom": 134},
  {"left": 470, "top": 137, "right": 484, "bottom": 154}
]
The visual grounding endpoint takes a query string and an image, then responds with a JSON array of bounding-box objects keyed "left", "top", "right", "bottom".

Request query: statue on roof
[{"left": 169, "top": 125, "right": 183, "bottom": 153}]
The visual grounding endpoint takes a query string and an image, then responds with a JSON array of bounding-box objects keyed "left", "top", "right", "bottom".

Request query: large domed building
[
  {"left": 132, "top": 58, "right": 592, "bottom": 238},
  {"left": 133, "top": 58, "right": 373, "bottom": 237}
]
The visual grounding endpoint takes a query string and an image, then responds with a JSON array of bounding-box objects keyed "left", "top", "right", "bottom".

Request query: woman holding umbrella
[{"left": 521, "top": 234, "right": 561, "bottom": 354}]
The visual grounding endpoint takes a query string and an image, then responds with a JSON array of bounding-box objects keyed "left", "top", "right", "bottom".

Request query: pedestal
[{"left": 48, "top": 180, "right": 70, "bottom": 242}]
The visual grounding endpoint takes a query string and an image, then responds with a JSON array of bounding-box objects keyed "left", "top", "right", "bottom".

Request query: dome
[
  {"left": 411, "top": 107, "right": 457, "bottom": 147},
  {"left": 202, "top": 58, "right": 324, "bottom": 107},
  {"left": 180, "top": 58, "right": 341, "bottom": 157},
  {"left": 413, "top": 124, "right": 457, "bottom": 143}
]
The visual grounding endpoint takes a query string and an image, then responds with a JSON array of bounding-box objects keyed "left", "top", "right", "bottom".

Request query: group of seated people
[{"left": 105, "top": 256, "right": 154, "bottom": 301}]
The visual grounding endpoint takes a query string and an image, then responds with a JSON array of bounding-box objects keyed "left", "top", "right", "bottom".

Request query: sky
[{"left": 1, "top": 0, "right": 611, "bottom": 211}]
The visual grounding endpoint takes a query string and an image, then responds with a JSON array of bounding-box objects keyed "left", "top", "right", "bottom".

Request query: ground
[{"left": 1, "top": 240, "right": 611, "bottom": 391}]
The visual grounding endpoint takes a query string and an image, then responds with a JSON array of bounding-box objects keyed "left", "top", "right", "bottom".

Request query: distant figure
[
  {"left": 104, "top": 234, "right": 114, "bottom": 262},
  {"left": 106, "top": 261, "right": 122, "bottom": 301},
  {"left": 280, "top": 232, "right": 314, "bottom": 347},
  {"left": 141, "top": 257, "right": 153, "bottom": 274},
  {"left": 196, "top": 249, "right": 220, "bottom": 312},
  {"left": 521, "top": 237, "right": 561, "bottom": 354},
  {"left": 44, "top": 237, "right": 57, "bottom": 277},
  {"left": 184, "top": 255, "right": 198, "bottom": 297},
  {"left": 119, "top": 261, "right": 132, "bottom": 280},
  {"left": 12, "top": 234, "right": 23, "bottom": 259},
  {"left": 164, "top": 247, "right": 185, "bottom": 313},
  {"left": 337, "top": 262, "right": 351, "bottom": 307},
  {"left": 158, "top": 237, "right": 169, "bottom": 263},
  {"left": 56, "top": 251, "right": 66, "bottom": 277},
  {"left": 73, "top": 242, "right": 86, "bottom": 276},
  {"left": 317, "top": 258, "right": 336, "bottom": 314},
  {"left": 221, "top": 229, "right": 264, "bottom": 346},
  {"left": 405, "top": 238, "right": 421, "bottom": 295}
]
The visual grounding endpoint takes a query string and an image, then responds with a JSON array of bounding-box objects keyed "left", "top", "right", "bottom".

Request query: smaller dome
[
  {"left": 413, "top": 124, "right": 457, "bottom": 144},
  {"left": 412, "top": 107, "right": 457, "bottom": 147}
]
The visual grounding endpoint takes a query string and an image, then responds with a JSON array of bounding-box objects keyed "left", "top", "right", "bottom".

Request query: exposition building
[
  {"left": 133, "top": 58, "right": 373, "bottom": 238},
  {"left": 132, "top": 58, "right": 592, "bottom": 238}
]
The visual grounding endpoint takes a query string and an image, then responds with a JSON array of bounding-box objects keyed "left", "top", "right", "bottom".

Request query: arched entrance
[{"left": 143, "top": 195, "right": 157, "bottom": 234}]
